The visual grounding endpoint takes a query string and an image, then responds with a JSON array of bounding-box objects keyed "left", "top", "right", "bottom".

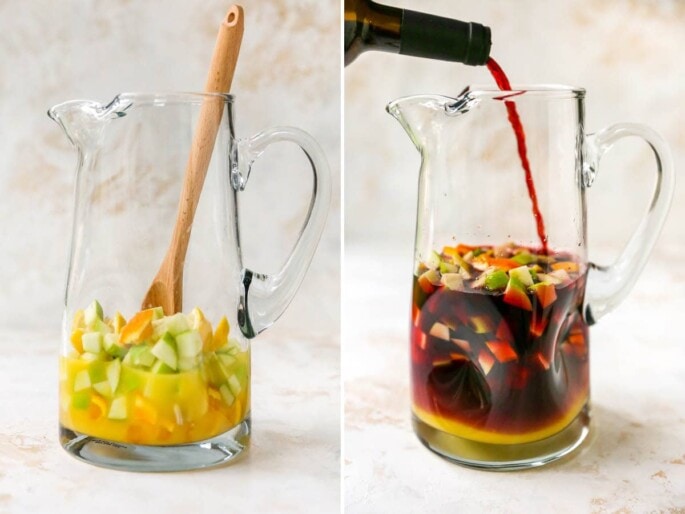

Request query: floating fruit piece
[
  {"left": 112, "top": 312, "right": 126, "bottom": 334},
  {"left": 70, "top": 329, "right": 84, "bottom": 354},
  {"left": 92, "top": 381, "right": 112, "bottom": 398},
  {"left": 133, "top": 394, "right": 158, "bottom": 425},
  {"left": 537, "top": 272, "right": 562, "bottom": 285},
  {"left": 469, "top": 315, "right": 495, "bottom": 334},
  {"left": 212, "top": 317, "right": 230, "bottom": 352},
  {"left": 107, "top": 359, "right": 121, "bottom": 393},
  {"left": 84, "top": 300, "right": 104, "bottom": 327},
  {"left": 418, "top": 269, "right": 440, "bottom": 294},
  {"left": 484, "top": 269, "right": 508, "bottom": 291},
  {"left": 511, "top": 252, "right": 535, "bottom": 265},
  {"left": 529, "top": 315, "right": 549, "bottom": 338},
  {"left": 486, "top": 340, "right": 518, "bottom": 363},
  {"left": 88, "top": 394, "right": 107, "bottom": 420},
  {"left": 228, "top": 375, "right": 242, "bottom": 396},
  {"left": 495, "top": 319, "right": 513, "bottom": 341},
  {"left": 485, "top": 257, "right": 520, "bottom": 271},
  {"left": 125, "top": 344, "right": 156, "bottom": 368},
  {"left": 74, "top": 370, "right": 91, "bottom": 392},
  {"left": 440, "top": 273, "right": 463, "bottom": 291},
  {"left": 108, "top": 396, "right": 128, "bottom": 420},
  {"left": 177, "top": 331, "right": 203, "bottom": 358},
  {"left": 103, "top": 333, "right": 126, "bottom": 358},
  {"left": 72, "top": 391, "right": 90, "bottom": 410},
  {"left": 429, "top": 322, "right": 450, "bottom": 341},
  {"left": 530, "top": 282, "right": 557, "bottom": 308},
  {"left": 477, "top": 350, "right": 495, "bottom": 375},
  {"left": 549, "top": 269, "right": 572, "bottom": 284},
  {"left": 439, "top": 261, "right": 459, "bottom": 274},
  {"left": 503, "top": 277, "right": 533, "bottom": 311},
  {"left": 219, "top": 384, "right": 235, "bottom": 406},
  {"left": 190, "top": 307, "right": 213, "bottom": 351},
  {"left": 72, "top": 309, "right": 85, "bottom": 331},
  {"left": 509, "top": 266, "right": 534, "bottom": 287},
  {"left": 151, "top": 332, "right": 178, "bottom": 370},
  {"left": 119, "top": 308, "right": 156, "bottom": 345},
  {"left": 552, "top": 261, "right": 579, "bottom": 273},
  {"left": 81, "top": 332, "right": 103, "bottom": 354}
]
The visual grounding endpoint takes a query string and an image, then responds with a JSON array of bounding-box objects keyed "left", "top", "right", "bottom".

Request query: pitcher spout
[{"left": 47, "top": 96, "right": 130, "bottom": 148}]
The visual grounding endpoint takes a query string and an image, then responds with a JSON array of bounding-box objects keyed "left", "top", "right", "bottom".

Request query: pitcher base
[
  {"left": 60, "top": 417, "right": 250, "bottom": 472},
  {"left": 412, "top": 406, "right": 589, "bottom": 471}
]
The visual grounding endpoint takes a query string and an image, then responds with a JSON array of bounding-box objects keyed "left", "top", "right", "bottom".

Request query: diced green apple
[
  {"left": 150, "top": 307, "right": 165, "bottom": 320},
  {"left": 426, "top": 250, "right": 442, "bottom": 270},
  {"left": 176, "top": 330, "right": 203, "bottom": 358},
  {"left": 74, "top": 370, "right": 91, "bottom": 392},
  {"left": 166, "top": 313, "right": 191, "bottom": 336},
  {"left": 178, "top": 356, "right": 198, "bottom": 371},
  {"left": 439, "top": 261, "right": 459, "bottom": 274},
  {"left": 93, "top": 381, "right": 112, "bottom": 398},
  {"left": 80, "top": 352, "right": 99, "bottom": 362},
  {"left": 218, "top": 354, "right": 236, "bottom": 368},
  {"left": 484, "top": 270, "right": 509, "bottom": 291},
  {"left": 512, "top": 252, "right": 535, "bottom": 265},
  {"left": 127, "top": 344, "right": 155, "bottom": 368},
  {"left": 88, "top": 361, "right": 107, "bottom": 383},
  {"left": 440, "top": 273, "right": 463, "bottom": 291},
  {"left": 84, "top": 300, "right": 104, "bottom": 327},
  {"left": 151, "top": 333, "right": 178, "bottom": 370},
  {"left": 509, "top": 266, "right": 534, "bottom": 287},
  {"left": 151, "top": 360, "right": 175, "bottom": 374},
  {"left": 108, "top": 396, "right": 127, "bottom": 420},
  {"left": 81, "top": 332, "right": 102, "bottom": 354},
  {"left": 228, "top": 374, "right": 242, "bottom": 396},
  {"left": 103, "top": 333, "right": 126, "bottom": 358},
  {"left": 219, "top": 384, "right": 235, "bottom": 406},
  {"left": 107, "top": 359, "right": 121, "bottom": 393},
  {"left": 72, "top": 391, "right": 90, "bottom": 410}
]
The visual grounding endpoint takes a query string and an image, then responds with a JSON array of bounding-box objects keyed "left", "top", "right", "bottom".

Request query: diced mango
[
  {"left": 112, "top": 312, "right": 126, "bottom": 334},
  {"left": 72, "top": 309, "right": 85, "bottom": 331},
  {"left": 70, "top": 329, "right": 84, "bottom": 354},
  {"left": 119, "top": 308, "right": 156, "bottom": 345},
  {"left": 211, "top": 317, "right": 230, "bottom": 352},
  {"left": 190, "top": 307, "right": 213, "bottom": 351},
  {"left": 88, "top": 394, "right": 107, "bottom": 420}
]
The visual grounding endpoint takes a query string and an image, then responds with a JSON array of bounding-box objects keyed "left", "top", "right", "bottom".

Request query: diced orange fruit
[
  {"left": 417, "top": 274, "right": 436, "bottom": 294},
  {"left": 210, "top": 316, "right": 230, "bottom": 352},
  {"left": 486, "top": 340, "right": 518, "bottom": 363},
  {"left": 70, "top": 329, "right": 84, "bottom": 354},
  {"left": 495, "top": 320, "right": 513, "bottom": 342},
  {"left": 469, "top": 315, "right": 495, "bottom": 334},
  {"left": 529, "top": 315, "right": 549, "bottom": 337},
  {"left": 551, "top": 261, "right": 579, "bottom": 273},
  {"left": 119, "top": 308, "right": 156, "bottom": 345},
  {"left": 88, "top": 394, "right": 107, "bottom": 420},
  {"left": 503, "top": 279, "right": 532, "bottom": 311},
  {"left": 568, "top": 331, "right": 585, "bottom": 346},
  {"left": 72, "top": 309, "right": 85, "bottom": 331},
  {"left": 531, "top": 283, "right": 558, "bottom": 309},
  {"left": 133, "top": 394, "right": 158, "bottom": 425},
  {"left": 429, "top": 322, "right": 450, "bottom": 341},
  {"left": 484, "top": 257, "right": 520, "bottom": 271},
  {"left": 478, "top": 350, "right": 495, "bottom": 375},
  {"left": 191, "top": 308, "right": 214, "bottom": 351}
]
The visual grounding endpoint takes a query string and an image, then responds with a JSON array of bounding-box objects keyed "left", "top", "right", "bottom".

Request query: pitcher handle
[
  {"left": 583, "top": 123, "right": 675, "bottom": 324},
  {"left": 233, "top": 126, "right": 331, "bottom": 337}
]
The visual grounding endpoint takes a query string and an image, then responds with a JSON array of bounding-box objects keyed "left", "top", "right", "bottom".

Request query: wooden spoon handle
[{"left": 143, "top": 5, "right": 244, "bottom": 313}]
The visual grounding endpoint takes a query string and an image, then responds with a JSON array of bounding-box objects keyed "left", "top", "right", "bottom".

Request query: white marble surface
[
  {"left": 0, "top": 327, "right": 339, "bottom": 513},
  {"left": 343, "top": 241, "right": 685, "bottom": 512}
]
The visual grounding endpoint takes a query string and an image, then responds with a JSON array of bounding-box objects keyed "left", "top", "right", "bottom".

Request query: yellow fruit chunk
[
  {"left": 551, "top": 261, "right": 579, "bottom": 273},
  {"left": 88, "top": 394, "right": 107, "bottom": 420},
  {"left": 70, "top": 329, "right": 84, "bottom": 354},
  {"left": 112, "top": 312, "right": 126, "bottom": 334},
  {"left": 191, "top": 307, "right": 213, "bottom": 351},
  {"left": 72, "top": 309, "right": 85, "bottom": 331},
  {"left": 211, "top": 316, "right": 230, "bottom": 352},
  {"left": 119, "top": 309, "right": 155, "bottom": 345}
]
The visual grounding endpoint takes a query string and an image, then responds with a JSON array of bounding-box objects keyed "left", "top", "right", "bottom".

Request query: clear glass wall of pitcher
[
  {"left": 49, "top": 93, "right": 330, "bottom": 471},
  {"left": 388, "top": 86, "right": 674, "bottom": 470}
]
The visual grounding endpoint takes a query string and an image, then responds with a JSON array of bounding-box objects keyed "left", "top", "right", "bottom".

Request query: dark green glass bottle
[{"left": 345, "top": 0, "right": 491, "bottom": 66}]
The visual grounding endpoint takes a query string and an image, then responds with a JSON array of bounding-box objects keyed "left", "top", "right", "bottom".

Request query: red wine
[{"left": 486, "top": 57, "right": 549, "bottom": 254}]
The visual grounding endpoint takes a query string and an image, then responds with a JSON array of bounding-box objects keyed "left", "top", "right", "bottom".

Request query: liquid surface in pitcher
[
  {"left": 59, "top": 302, "right": 249, "bottom": 445},
  {"left": 411, "top": 244, "right": 589, "bottom": 444}
]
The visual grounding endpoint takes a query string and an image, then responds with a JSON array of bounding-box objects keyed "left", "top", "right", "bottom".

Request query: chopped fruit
[
  {"left": 426, "top": 250, "right": 442, "bottom": 270},
  {"left": 126, "top": 344, "right": 156, "bottom": 368},
  {"left": 112, "top": 312, "right": 126, "bottom": 334},
  {"left": 72, "top": 392, "right": 90, "bottom": 410},
  {"left": 84, "top": 300, "right": 104, "bottom": 327},
  {"left": 150, "top": 307, "right": 165, "bottom": 320},
  {"left": 228, "top": 375, "right": 242, "bottom": 396},
  {"left": 107, "top": 359, "right": 121, "bottom": 393},
  {"left": 88, "top": 361, "right": 108, "bottom": 384},
  {"left": 429, "top": 322, "right": 450, "bottom": 341},
  {"left": 552, "top": 261, "right": 579, "bottom": 273},
  {"left": 440, "top": 273, "right": 464, "bottom": 291},
  {"left": 485, "top": 257, "right": 520, "bottom": 271},
  {"left": 550, "top": 269, "right": 572, "bottom": 284},
  {"left": 119, "top": 309, "right": 156, "bottom": 345},
  {"left": 536, "top": 272, "right": 562, "bottom": 285},
  {"left": 219, "top": 384, "right": 235, "bottom": 406},
  {"left": 212, "top": 317, "right": 230, "bottom": 352},
  {"left": 470, "top": 315, "right": 495, "bottom": 334},
  {"left": 103, "top": 333, "right": 126, "bottom": 358},
  {"left": 178, "top": 356, "right": 198, "bottom": 371},
  {"left": 108, "top": 396, "right": 127, "bottom": 420},
  {"left": 530, "top": 282, "right": 558, "bottom": 309},
  {"left": 511, "top": 252, "right": 535, "bottom": 265},
  {"left": 133, "top": 395, "right": 158, "bottom": 425},
  {"left": 477, "top": 350, "right": 495, "bottom": 375},
  {"left": 176, "top": 331, "right": 203, "bottom": 358},
  {"left": 484, "top": 270, "right": 508, "bottom": 291},
  {"left": 418, "top": 269, "right": 440, "bottom": 293},
  {"left": 151, "top": 360, "right": 175, "bottom": 374},
  {"left": 81, "top": 332, "right": 102, "bottom": 354},
  {"left": 93, "top": 381, "right": 112, "bottom": 398},
  {"left": 485, "top": 340, "right": 518, "bottom": 363},
  {"left": 190, "top": 308, "right": 213, "bottom": 350},
  {"left": 151, "top": 333, "right": 178, "bottom": 370},
  {"left": 70, "top": 329, "right": 84, "bottom": 354},
  {"left": 74, "top": 370, "right": 91, "bottom": 392},
  {"left": 439, "top": 261, "right": 459, "bottom": 274},
  {"left": 509, "top": 266, "right": 534, "bottom": 287},
  {"left": 88, "top": 394, "right": 107, "bottom": 420},
  {"left": 529, "top": 316, "right": 549, "bottom": 338},
  {"left": 503, "top": 277, "right": 533, "bottom": 311},
  {"left": 72, "top": 309, "right": 85, "bottom": 331}
]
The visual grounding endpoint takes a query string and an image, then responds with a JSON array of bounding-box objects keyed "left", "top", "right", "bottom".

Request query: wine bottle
[{"left": 344, "top": 0, "right": 491, "bottom": 66}]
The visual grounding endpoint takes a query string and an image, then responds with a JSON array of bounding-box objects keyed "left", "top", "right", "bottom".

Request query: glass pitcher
[
  {"left": 387, "top": 86, "right": 674, "bottom": 470},
  {"left": 48, "top": 92, "right": 330, "bottom": 471}
]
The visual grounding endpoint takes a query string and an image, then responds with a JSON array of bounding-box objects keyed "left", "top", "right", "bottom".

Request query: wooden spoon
[{"left": 142, "top": 5, "right": 244, "bottom": 314}]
